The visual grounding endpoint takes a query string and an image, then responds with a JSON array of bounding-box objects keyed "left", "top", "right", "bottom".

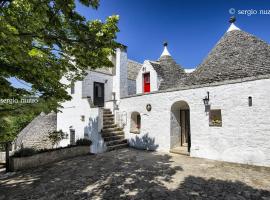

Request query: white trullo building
[{"left": 57, "top": 20, "right": 270, "bottom": 167}]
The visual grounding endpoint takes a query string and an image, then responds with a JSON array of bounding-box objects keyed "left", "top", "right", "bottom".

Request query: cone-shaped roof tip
[
  {"left": 161, "top": 41, "right": 171, "bottom": 57},
  {"left": 227, "top": 16, "right": 240, "bottom": 32}
]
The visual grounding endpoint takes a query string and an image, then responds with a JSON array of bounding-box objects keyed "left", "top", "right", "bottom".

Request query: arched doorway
[
  {"left": 130, "top": 112, "right": 141, "bottom": 134},
  {"left": 170, "top": 101, "right": 191, "bottom": 155}
]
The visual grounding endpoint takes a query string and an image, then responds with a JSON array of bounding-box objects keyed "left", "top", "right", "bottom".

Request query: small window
[
  {"left": 70, "top": 129, "right": 76, "bottom": 145},
  {"left": 130, "top": 112, "right": 141, "bottom": 134},
  {"left": 209, "top": 109, "right": 222, "bottom": 127},
  {"left": 81, "top": 115, "right": 85, "bottom": 122},
  {"left": 248, "top": 96, "right": 252, "bottom": 107},
  {"left": 71, "top": 81, "right": 75, "bottom": 94}
]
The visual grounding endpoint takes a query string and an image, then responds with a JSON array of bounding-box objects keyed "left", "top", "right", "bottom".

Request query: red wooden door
[{"left": 143, "top": 73, "right": 150, "bottom": 93}]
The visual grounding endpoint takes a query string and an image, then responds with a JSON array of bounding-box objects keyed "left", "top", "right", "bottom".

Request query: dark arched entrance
[{"left": 170, "top": 101, "right": 191, "bottom": 155}]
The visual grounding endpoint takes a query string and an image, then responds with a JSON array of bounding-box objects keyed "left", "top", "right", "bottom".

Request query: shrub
[
  {"left": 47, "top": 130, "right": 66, "bottom": 148},
  {"left": 13, "top": 148, "right": 37, "bottom": 157},
  {"left": 76, "top": 138, "right": 92, "bottom": 146}
]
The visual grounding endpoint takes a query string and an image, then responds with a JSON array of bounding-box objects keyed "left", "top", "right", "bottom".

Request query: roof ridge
[{"left": 128, "top": 59, "right": 142, "bottom": 65}]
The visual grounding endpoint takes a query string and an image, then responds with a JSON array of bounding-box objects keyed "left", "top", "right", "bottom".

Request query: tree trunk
[{"left": 5, "top": 142, "right": 10, "bottom": 172}]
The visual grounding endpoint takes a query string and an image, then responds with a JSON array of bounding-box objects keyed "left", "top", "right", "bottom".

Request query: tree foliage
[
  {"left": 0, "top": 112, "right": 36, "bottom": 142},
  {"left": 0, "top": 0, "right": 120, "bottom": 141},
  {"left": 0, "top": 0, "right": 120, "bottom": 113},
  {"left": 47, "top": 130, "right": 66, "bottom": 148}
]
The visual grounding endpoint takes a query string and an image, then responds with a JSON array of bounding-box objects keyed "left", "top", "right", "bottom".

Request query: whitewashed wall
[
  {"left": 136, "top": 61, "right": 159, "bottom": 94},
  {"left": 82, "top": 71, "right": 113, "bottom": 102},
  {"left": 58, "top": 80, "right": 91, "bottom": 147},
  {"left": 57, "top": 79, "right": 104, "bottom": 153},
  {"left": 119, "top": 78, "right": 270, "bottom": 167},
  {"left": 57, "top": 47, "right": 127, "bottom": 151},
  {"left": 113, "top": 48, "right": 128, "bottom": 99}
]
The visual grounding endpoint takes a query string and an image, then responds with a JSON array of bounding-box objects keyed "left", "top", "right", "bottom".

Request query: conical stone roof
[
  {"left": 183, "top": 29, "right": 270, "bottom": 86},
  {"left": 148, "top": 46, "right": 186, "bottom": 90}
]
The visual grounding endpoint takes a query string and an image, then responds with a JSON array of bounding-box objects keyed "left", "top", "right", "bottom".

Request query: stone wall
[
  {"left": 119, "top": 78, "right": 270, "bottom": 167},
  {"left": 128, "top": 79, "right": 136, "bottom": 95},
  {"left": 10, "top": 146, "right": 90, "bottom": 171},
  {"left": 15, "top": 112, "right": 56, "bottom": 150}
]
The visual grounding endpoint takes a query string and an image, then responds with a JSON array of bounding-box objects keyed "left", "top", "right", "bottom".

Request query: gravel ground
[{"left": 0, "top": 148, "right": 270, "bottom": 200}]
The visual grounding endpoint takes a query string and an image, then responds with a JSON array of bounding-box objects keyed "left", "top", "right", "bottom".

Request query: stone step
[
  {"left": 106, "top": 139, "right": 127, "bottom": 146},
  {"left": 101, "top": 131, "right": 124, "bottom": 137},
  {"left": 102, "top": 127, "right": 122, "bottom": 132},
  {"left": 103, "top": 135, "right": 124, "bottom": 142},
  {"left": 103, "top": 116, "right": 114, "bottom": 120},
  {"left": 103, "top": 124, "right": 117, "bottom": 129},
  {"left": 103, "top": 114, "right": 114, "bottom": 117},
  {"left": 103, "top": 120, "right": 114, "bottom": 126},
  {"left": 103, "top": 120, "right": 114, "bottom": 124},
  {"left": 107, "top": 143, "right": 128, "bottom": 151}
]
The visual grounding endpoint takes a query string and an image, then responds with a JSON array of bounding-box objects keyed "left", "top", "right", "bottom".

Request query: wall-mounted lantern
[
  {"left": 203, "top": 91, "right": 210, "bottom": 112},
  {"left": 203, "top": 91, "right": 210, "bottom": 105}
]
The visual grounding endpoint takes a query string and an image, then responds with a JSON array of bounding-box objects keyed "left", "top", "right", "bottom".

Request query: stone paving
[{"left": 0, "top": 148, "right": 270, "bottom": 200}]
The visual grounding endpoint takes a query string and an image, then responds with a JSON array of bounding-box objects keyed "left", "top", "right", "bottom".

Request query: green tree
[
  {"left": 47, "top": 130, "right": 66, "bottom": 148},
  {"left": 0, "top": 0, "right": 120, "bottom": 114},
  {"left": 0, "top": 0, "right": 120, "bottom": 142},
  {"left": 0, "top": 113, "right": 36, "bottom": 142}
]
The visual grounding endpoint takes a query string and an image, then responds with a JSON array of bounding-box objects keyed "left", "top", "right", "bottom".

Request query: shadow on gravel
[{"left": 0, "top": 149, "right": 269, "bottom": 200}]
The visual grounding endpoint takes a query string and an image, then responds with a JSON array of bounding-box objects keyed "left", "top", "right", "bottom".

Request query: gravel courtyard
[{"left": 0, "top": 148, "right": 270, "bottom": 200}]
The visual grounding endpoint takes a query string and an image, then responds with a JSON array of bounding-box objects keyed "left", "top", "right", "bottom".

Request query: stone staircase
[{"left": 102, "top": 108, "right": 128, "bottom": 151}]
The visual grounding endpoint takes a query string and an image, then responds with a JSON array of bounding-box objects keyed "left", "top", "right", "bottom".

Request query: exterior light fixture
[{"left": 203, "top": 91, "right": 210, "bottom": 105}]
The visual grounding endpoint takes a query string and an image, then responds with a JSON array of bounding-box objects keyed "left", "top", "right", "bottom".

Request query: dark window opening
[
  {"left": 248, "top": 96, "right": 252, "bottom": 107},
  {"left": 71, "top": 81, "right": 75, "bottom": 94},
  {"left": 70, "top": 129, "right": 75, "bottom": 145},
  {"left": 209, "top": 109, "right": 222, "bottom": 127}
]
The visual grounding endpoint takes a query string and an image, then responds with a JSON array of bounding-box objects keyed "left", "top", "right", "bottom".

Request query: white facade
[
  {"left": 56, "top": 29, "right": 270, "bottom": 167},
  {"left": 119, "top": 78, "right": 270, "bottom": 167},
  {"left": 113, "top": 48, "right": 128, "bottom": 99},
  {"left": 57, "top": 48, "right": 128, "bottom": 152},
  {"left": 136, "top": 61, "right": 159, "bottom": 94},
  {"left": 82, "top": 71, "right": 113, "bottom": 102}
]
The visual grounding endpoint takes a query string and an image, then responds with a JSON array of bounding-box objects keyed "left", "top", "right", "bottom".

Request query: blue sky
[
  {"left": 10, "top": 0, "right": 270, "bottom": 88},
  {"left": 77, "top": 0, "right": 270, "bottom": 69}
]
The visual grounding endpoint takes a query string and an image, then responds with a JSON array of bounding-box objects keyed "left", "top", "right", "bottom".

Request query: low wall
[
  {"left": 0, "top": 151, "right": 14, "bottom": 164},
  {"left": 0, "top": 152, "right": 5, "bottom": 163},
  {"left": 10, "top": 146, "right": 90, "bottom": 171}
]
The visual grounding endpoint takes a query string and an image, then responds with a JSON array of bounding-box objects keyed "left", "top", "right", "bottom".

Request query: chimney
[{"left": 113, "top": 46, "right": 128, "bottom": 100}]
